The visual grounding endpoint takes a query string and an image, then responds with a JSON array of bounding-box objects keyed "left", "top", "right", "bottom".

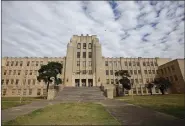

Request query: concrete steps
[{"left": 54, "top": 87, "right": 106, "bottom": 102}]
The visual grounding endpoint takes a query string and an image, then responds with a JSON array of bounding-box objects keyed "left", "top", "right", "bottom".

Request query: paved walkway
[{"left": 2, "top": 99, "right": 185, "bottom": 126}]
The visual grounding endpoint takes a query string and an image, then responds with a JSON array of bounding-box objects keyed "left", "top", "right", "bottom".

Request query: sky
[{"left": 2, "top": 1, "right": 185, "bottom": 59}]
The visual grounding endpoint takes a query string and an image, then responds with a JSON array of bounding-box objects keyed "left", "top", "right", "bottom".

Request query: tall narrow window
[
  {"left": 6, "top": 79, "right": 9, "bottom": 85},
  {"left": 11, "top": 79, "right": 14, "bottom": 84},
  {"left": 106, "top": 70, "right": 109, "bottom": 75},
  {"left": 4, "top": 70, "right": 7, "bottom": 75},
  {"left": 130, "top": 70, "right": 133, "bottom": 75},
  {"left": 83, "top": 43, "right": 86, "bottom": 49},
  {"left": 77, "top": 52, "right": 80, "bottom": 58},
  {"left": 83, "top": 52, "right": 86, "bottom": 58},
  {"left": 88, "top": 43, "right": 92, "bottom": 49},
  {"left": 77, "top": 43, "right": 81, "bottom": 49},
  {"left": 11, "top": 61, "right": 14, "bottom": 66},
  {"left": 28, "top": 79, "right": 31, "bottom": 85},
  {"left": 143, "top": 62, "right": 146, "bottom": 66},
  {"left": 151, "top": 62, "right": 154, "bottom": 66},
  {"left": 27, "top": 61, "right": 30, "bottom": 66},
  {"left": 20, "top": 61, "right": 23, "bottom": 66},
  {"left": 105, "top": 61, "right": 108, "bottom": 66},
  {"left": 13, "top": 70, "right": 16, "bottom": 75},
  {"left": 18, "top": 70, "right": 21, "bottom": 75},
  {"left": 129, "top": 62, "right": 131, "bottom": 66},
  {"left": 40, "top": 61, "right": 43, "bottom": 66},
  {"left": 77, "top": 61, "right": 80, "bottom": 66},
  {"left": 133, "top": 61, "right": 136, "bottom": 66},
  {"left": 33, "top": 79, "right": 36, "bottom": 85},
  {"left": 125, "top": 61, "right": 127, "bottom": 66},
  {"left": 9, "top": 70, "right": 12, "bottom": 75},
  {"left": 83, "top": 61, "right": 86, "bottom": 67},
  {"left": 137, "top": 62, "right": 140, "bottom": 66},
  {"left": 89, "top": 61, "right": 92, "bottom": 66},
  {"left": 36, "top": 61, "right": 39, "bottom": 66},
  {"left": 88, "top": 52, "right": 92, "bottom": 58},
  {"left": 110, "top": 70, "right": 113, "bottom": 75},
  {"left": 6, "top": 61, "right": 9, "bottom": 66},
  {"left": 134, "top": 70, "right": 137, "bottom": 75},
  {"left": 15, "top": 61, "right": 18, "bottom": 66},
  {"left": 15, "top": 79, "right": 19, "bottom": 85},
  {"left": 138, "top": 70, "right": 141, "bottom": 74}
]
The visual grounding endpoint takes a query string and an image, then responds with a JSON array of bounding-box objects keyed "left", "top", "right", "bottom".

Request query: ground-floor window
[
  {"left": 155, "top": 87, "right": 159, "bottom": 93},
  {"left": 3, "top": 89, "right": 7, "bottom": 96},
  {"left": 111, "top": 79, "right": 114, "bottom": 84},
  {"left": 17, "top": 89, "right": 21, "bottom": 95},
  {"left": 138, "top": 88, "right": 141, "bottom": 94},
  {"left": 142, "top": 87, "right": 147, "bottom": 93},
  {"left": 12, "top": 89, "right": 16, "bottom": 95},
  {"left": 43, "top": 89, "right": 47, "bottom": 96},
  {"left": 133, "top": 88, "right": 136, "bottom": 94},
  {"left": 29, "top": 89, "right": 32, "bottom": 95},
  {"left": 37, "top": 89, "right": 41, "bottom": 96}
]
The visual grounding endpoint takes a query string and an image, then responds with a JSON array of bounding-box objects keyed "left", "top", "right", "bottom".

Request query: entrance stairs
[{"left": 54, "top": 87, "right": 106, "bottom": 102}]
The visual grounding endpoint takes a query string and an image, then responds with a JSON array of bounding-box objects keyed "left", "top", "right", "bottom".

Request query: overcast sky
[{"left": 2, "top": 1, "right": 184, "bottom": 58}]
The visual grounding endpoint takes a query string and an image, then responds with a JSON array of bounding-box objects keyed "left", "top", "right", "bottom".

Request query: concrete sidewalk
[{"left": 100, "top": 99, "right": 185, "bottom": 126}]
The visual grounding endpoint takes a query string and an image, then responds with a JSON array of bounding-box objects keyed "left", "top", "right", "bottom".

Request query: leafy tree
[
  {"left": 37, "top": 62, "right": 63, "bottom": 93},
  {"left": 145, "top": 82, "right": 154, "bottom": 95},
  {"left": 115, "top": 70, "right": 132, "bottom": 95},
  {"left": 153, "top": 77, "right": 172, "bottom": 95}
]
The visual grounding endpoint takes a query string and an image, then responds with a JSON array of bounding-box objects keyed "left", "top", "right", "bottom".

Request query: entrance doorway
[
  {"left": 75, "top": 79, "right": 80, "bottom": 87},
  {"left": 88, "top": 79, "right": 93, "bottom": 87},
  {"left": 81, "top": 79, "right": 86, "bottom": 87}
]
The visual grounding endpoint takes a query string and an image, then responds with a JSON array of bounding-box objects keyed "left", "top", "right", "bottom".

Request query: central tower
[{"left": 64, "top": 34, "right": 104, "bottom": 87}]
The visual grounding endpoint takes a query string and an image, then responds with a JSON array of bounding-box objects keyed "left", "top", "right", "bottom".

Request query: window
[
  {"left": 155, "top": 62, "right": 158, "bottom": 66},
  {"left": 88, "top": 43, "right": 92, "bottom": 49},
  {"left": 83, "top": 61, "right": 86, "bottom": 67},
  {"left": 82, "top": 70, "right": 86, "bottom": 74},
  {"left": 76, "top": 70, "right": 80, "bottom": 74},
  {"left": 77, "top": 52, "right": 80, "bottom": 58},
  {"left": 40, "top": 61, "right": 43, "bottom": 66},
  {"left": 148, "top": 70, "right": 151, "bottom": 74},
  {"left": 83, "top": 43, "right": 86, "bottom": 49},
  {"left": 144, "top": 70, "right": 147, "bottom": 74},
  {"left": 138, "top": 70, "right": 141, "bottom": 74},
  {"left": 9, "top": 70, "right": 12, "bottom": 75},
  {"left": 155, "top": 87, "right": 159, "bottom": 93},
  {"left": 106, "top": 70, "right": 109, "bottom": 75},
  {"left": 147, "top": 62, "right": 150, "bottom": 66},
  {"left": 143, "top": 62, "right": 146, "bottom": 66},
  {"left": 133, "top": 61, "right": 136, "bottom": 66},
  {"left": 29, "top": 70, "right": 32, "bottom": 75},
  {"left": 135, "top": 79, "right": 138, "bottom": 84},
  {"left": 133, "top": 88, "right": 136, "bottom": 94},
  {"left": 20, "top": 61, "right": 23, "bottom": 66},
  {"left": 15, "top": 61, "right": 18, "bottom": 66},
  {"left": 134, "top": 70, "right": 137, "bottom": 75},
  {"left": 89, "top": 70, "right": 92, "bottom": 75},
  {"left": 88, "top": 52, "right": 92, "bottom": 58},
  {"left": 137, "top": 62, "right": 140, "bottom": 66},
  {"left": 23, "top": 79, "right": 26, "bottom": 85},
  {"left": 27, "top": 61, "right": 30, "bottom": 66},
  {"left": 18, "top": 89, "right": 21, "bottom": 95},
  {"left": 138, "top": 88, "right": 141, "bottom": 94},
  {"left": 161, "top": 69, "right": 164, "bottom": 74},
  {"left": 36, "top": 61, "right": 39, "bottom": 66},
  {"left": 6, "top": 61, "right": 9, "bottom": 66},
  {"left": 34, "top": 70, "right": 37, "bottom": 75},
  {"left": 15, "top": 79, "right": 19, "bottom": 85},
  {"left": 131, "top": 79, "right": 134, "bottom": 83},
  {"left": 2, "top": 79, "right": 4, "bottom": 85},
  {"left": 25, "top": 70, "right": 28, "bottom": 75},
  {"left": 29, "top": 89, "right": 32, "bottom": 95},
  {"left": 109, "top": 61, "right": 112, "bottom": 66},
  {"left": 11, "top": 79, "right": 14, "bottom": 84},
  {"left": 89, "top": 61, "right": 92, "bottom": 66},
  {"left": 23, "top": 89, "right": 27, "bottom": 95},
  {"left": 164, "top": 68, "right": 167, "bottom": 74},
  {"left": 37, "top": 89, "right": 41, "bottom": 96},
  {"left": 152, "top": 70, "right": 155, "bottom": 74},
  {"left": 31, "top": 61, "right": 35, "bottom": 66},
  {"left": 6, "top": 79, "right": 9, "bottom": 85},
  {"left": 110, "top": 70, "right": 113, "bottom": 75},
  {"left": 11, "top": 61, "right": 14, "bottom": 66},
  {"left": 129, "top": 62, "right": 131, "bottom": 66},
  {"left": 111, "top": 79, "right": 114, "bottom": 84},
  {"left": 106, "top": 79, "right": 109, "bottom": 84},
  {"left": 125, "top": 61, "right": 127, "bottom": 66},
  {"left": 105, "top": 61, "right": 108, "bottom": 66},
  {"left": 77, "top": 43, "right": 81, "bottom": 49},
  {"left": 130, "top": 70, "right": 133, "bottom": 75},
  {"left": 4, "top": 70, "right": 7, "bottom": 75},
  {"left": 151, "top": 62, "right": 154, "bottom": 66},
  {"left": 12, "top": 89, "right": 16, "bottom": 95},
  {"left": 143, "top": 87, "right": 147, "bottom": 93},
  {"left": 43, "top": 89, "right": 47, "bottom": 96},
  {"left": 174, "top": 75, "right": 178, "bottom": 81},
  {"left": 83, "top": 52, "right": 86, "bottom": 58},
  {"left": 171, "top": 65, "right": 175, "bottom": 71},
  {"left": 28, "top": 79, "right": 31, "bottom": 85},
  {"left": 33, "top": 79, "right": 36, "bottom": 85},
  {"left": 3, "top": 89, "right": 7, "bottom": 96},
  {"left": 77, "top": 61, "right": 80, "bottom": 66},
  {"left": 18, "top": 70, "right": 21, "bottom": 75}
]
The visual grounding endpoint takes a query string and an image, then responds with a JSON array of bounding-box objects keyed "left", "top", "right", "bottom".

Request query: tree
[
  {"left": 153, "top": 77, "right": 172, "bottom": 95},
  {"left": 145, "top": 82, "right": 154, "bottom": 95},
  {"left": 37, "top": 62, "right": 63, "bottom": 93},
  {"left": 115, "top": 70, "right": 132, "bottom": 96}
]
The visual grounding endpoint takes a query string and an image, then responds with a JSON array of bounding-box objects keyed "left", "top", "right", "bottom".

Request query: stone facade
[{"left": 1, "top": 35, "right": 185, "bottom": 97}]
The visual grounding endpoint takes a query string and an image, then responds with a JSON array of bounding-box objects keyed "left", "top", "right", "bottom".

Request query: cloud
[{"left": 2, "top": 1, "right": 184, "bottom": 59}]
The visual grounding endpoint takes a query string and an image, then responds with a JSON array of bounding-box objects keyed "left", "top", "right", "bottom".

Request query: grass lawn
[
  {"left": 1, "top": 97, "right": 44, "bottom": 110},
  {"left": 116, "top": 94, "right": 185, "bottom": 119},
  {"left": 3, "top": 103, "right": 120, "bottom": 125}
]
